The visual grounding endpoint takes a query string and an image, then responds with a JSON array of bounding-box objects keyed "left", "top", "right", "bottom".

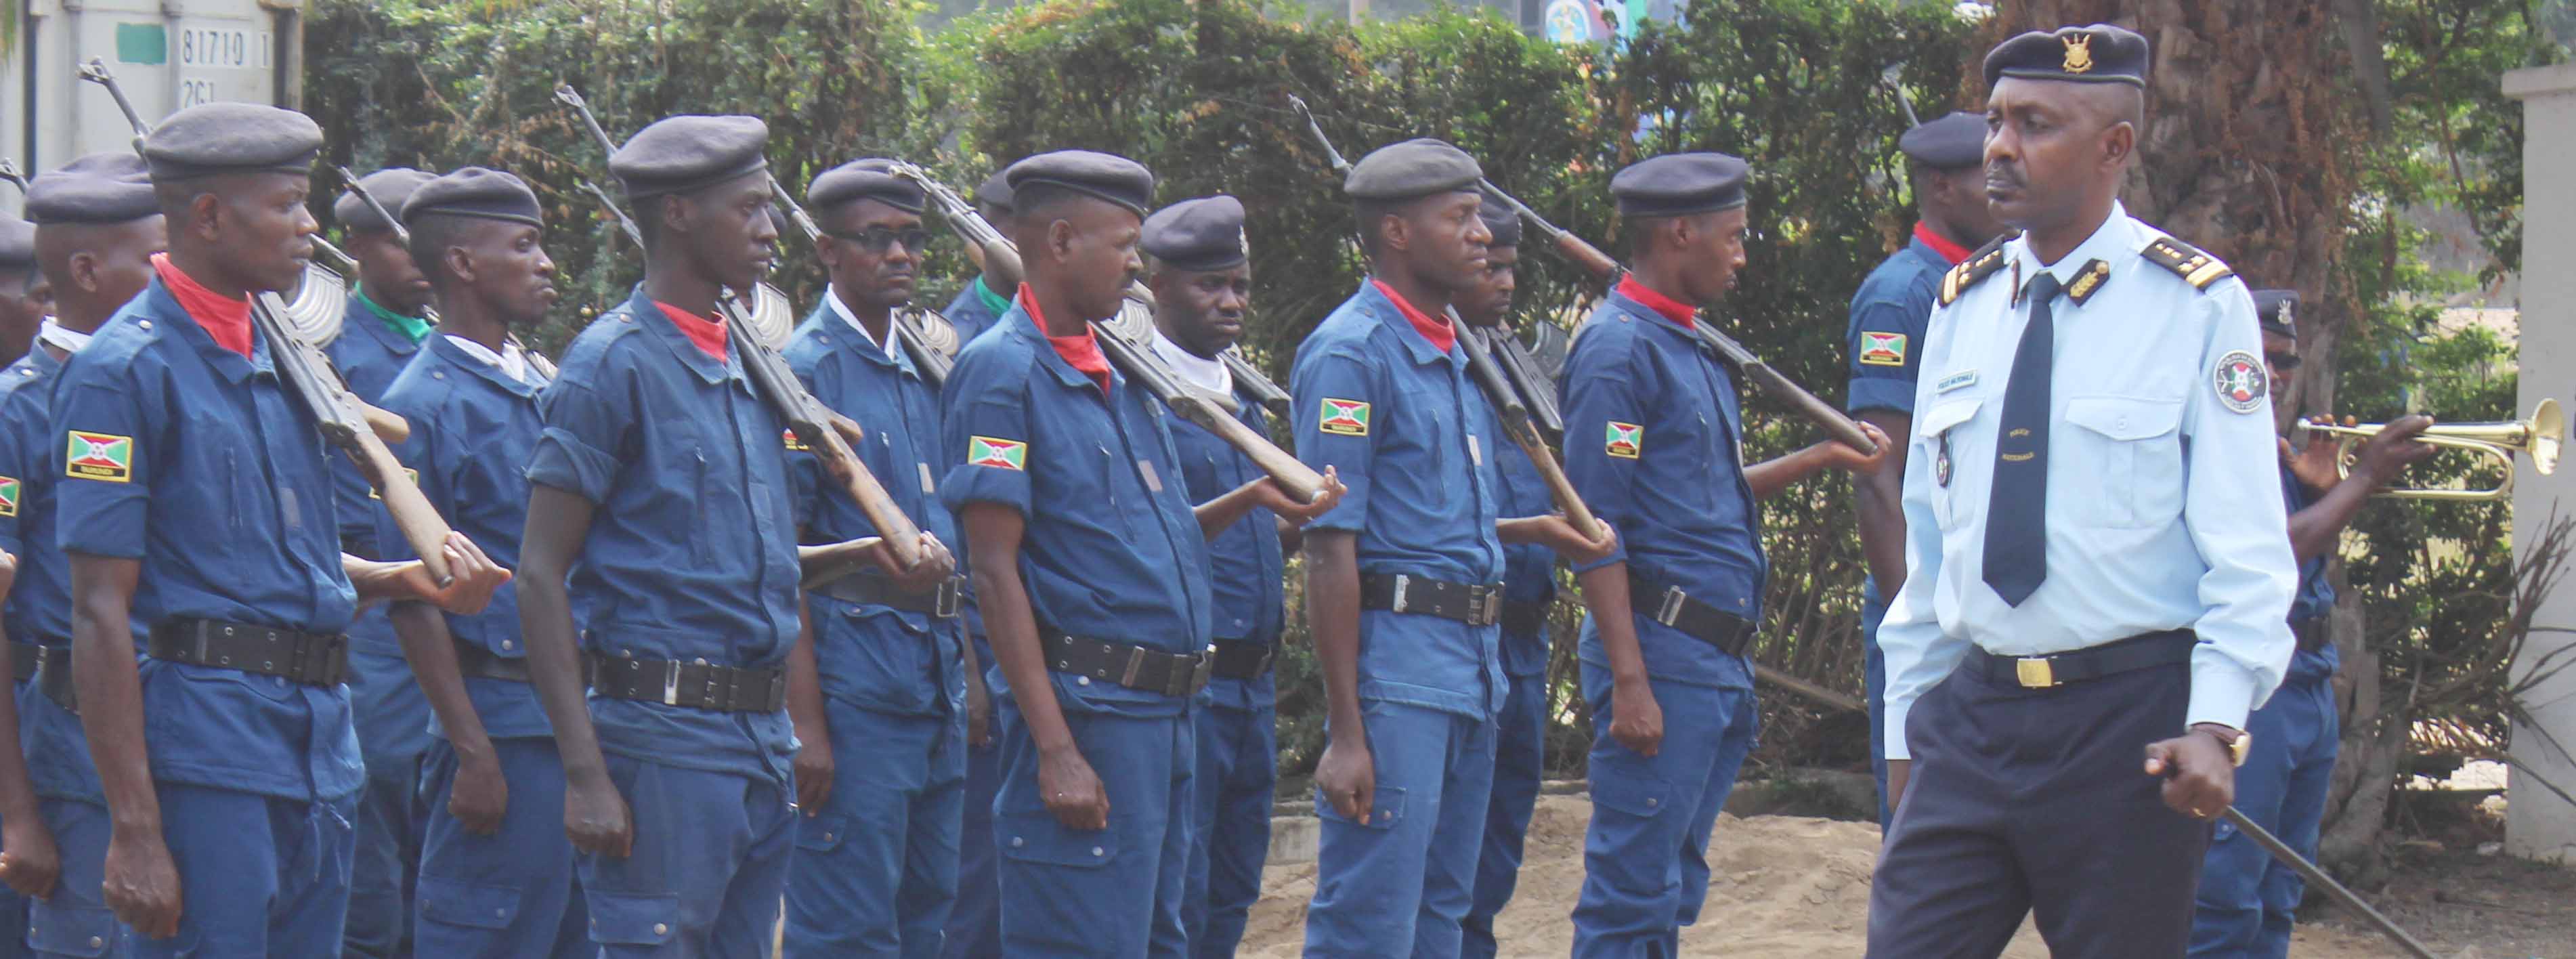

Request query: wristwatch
[{"left": 2194, "top": 723, "right": 2252, "bottom": 767}]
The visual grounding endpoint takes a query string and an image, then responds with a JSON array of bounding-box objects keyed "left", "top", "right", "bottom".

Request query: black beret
[
  {"left": 402, "top": 167, "right": 543, "bottom": 228},
  {"left": 1005, "top": 150, "right": 1155, "bottom": 217},
  {"left": 1477, "top": 194, "right": 1522, "bottom": 248},
  {"left": 807, "top": 159, "right": 926, "bottom": 215},
  {"left": 1985, "top": 24, "right": 2149, "bottom": 89},
  {"left": 611, "top": 115, "right": 770, "bottom": 200},
  {"left": 141, "top": 102, "right": 324, "bottom": 182},
  {"left": 2252, "top": 289, "right": 2298, "bottom": 339},
  {"left": 1899, "top": 112, "right": 1988, "bottom": 170},
  {"left": 1344, "top": 138, "right": 1482, "bottom": 201},
  {"left": 24, "top": 152, "right": 157, "bottom": 226},
  {"left": 0, "top": 218, "right": 32, "bottom": 269},
  {"left": 1611, "top": 152, "right": 1750, "bottom": 218},
  {"left": 1140, "top": 195, "right": 1248, "bottom": 272},
  {"left": 334, "top": 168, "right": 434, "bottom": 234},
  {"left": 975, "top": 168, "right": 1016, "bottom": 211}
]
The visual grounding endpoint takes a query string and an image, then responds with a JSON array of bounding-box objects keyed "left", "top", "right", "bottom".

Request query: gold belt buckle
[{"left": 2015, "top": 657, "right": 2058, "bottom": 689}]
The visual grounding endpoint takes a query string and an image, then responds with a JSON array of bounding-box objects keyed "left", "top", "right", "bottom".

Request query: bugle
[{"left": 2300, "top": 399, "right": 2562, "bottom": 500}]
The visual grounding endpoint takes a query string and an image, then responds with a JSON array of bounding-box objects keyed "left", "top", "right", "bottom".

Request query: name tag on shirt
[
  {"left": 1935, "top": 370, "right": 1978, "bottom": 394},
  {"left": 1469, "top": 435, "right": 1483, "bottom": 467},
  {"left": 1137, "top": 459, "right": 1164, "bottom": 493}
]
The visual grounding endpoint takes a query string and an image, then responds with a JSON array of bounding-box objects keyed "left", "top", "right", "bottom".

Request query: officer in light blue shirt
[
  {"left": 778, "top": 158, "right": 972, "bottom": 959},
  {"left": 1868, "top": 26, "right": 2298, "bottom": 958},
  {"left": 2189, "top": 291, "right": 2431, "bottom": 959},
  {"left": 1292, "top": 138, "right": 1613, "bottom": 959},
  {"left": 324, "top": 165, "right": 439, "bottom": 959},
  {"left": 0, "top": 150, "right": 163, "bottom": 959}
]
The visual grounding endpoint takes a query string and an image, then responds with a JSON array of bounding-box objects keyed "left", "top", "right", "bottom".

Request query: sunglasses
[
  {"left": 2267, "top": 352, "right": 2302, "bottom": 372},
  {"left": 825, "top": 228, "right": 934, "bottom": 254}
]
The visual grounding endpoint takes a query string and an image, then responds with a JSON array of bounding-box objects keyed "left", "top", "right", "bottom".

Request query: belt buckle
[
  {"left": 2015, "top": 657, "right": 2057, "bottom": 689},
  {"left": 1388, "top": 575, "right": 1412, "bottom": 615},
  {"left": 1656, "top": 587, "right": 1688, "bottom": 628},
  {"left": 1118, "top": 646, "right": 1148, "bottom": 690},
  {"left": 1476, "top": 587, "right": 1502, "bottom": 626},
  {"left": 662, "top": 660, "right": 684, "bottom": 706},
  {"left": 935, "top": 578, "right": 963, "bottom": 618}
]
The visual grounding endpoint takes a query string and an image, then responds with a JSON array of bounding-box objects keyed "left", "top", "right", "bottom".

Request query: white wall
[{"left": 2504, "top": 61, "right": 2576, "bottom": 866}]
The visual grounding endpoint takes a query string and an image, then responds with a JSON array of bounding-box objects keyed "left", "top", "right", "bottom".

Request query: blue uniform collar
[
  {"left": 802, "top": 299, "right": 915, "bottom": 379},
  {"left": 620, "top": 286, "right": 744, "bottom": 387},
  {"left": 143, "top": 277, "right": 275, "bottom": 384},
  {"left": 1000, "top": 301, "right": 1117, "bottom": 394},
  {"left": 1354, "top": 281, "right": 1459, "bottom": 368},
  {"left": 1902, "top": 233, "right": 1954, "bottom": 274},
  {"left": 342, "top": 293, "right": 429, "bottom": 356},
  {"left": 1602, "top": 289, "right": 1705, "bottom": 353},
  {"left": 426, "top": 333, "right": 543, "bottom": 399}
]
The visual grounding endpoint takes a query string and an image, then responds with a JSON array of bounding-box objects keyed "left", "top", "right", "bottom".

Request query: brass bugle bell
[{"left": 2299, "top": 398, "right": 2562, "bottom": 500}]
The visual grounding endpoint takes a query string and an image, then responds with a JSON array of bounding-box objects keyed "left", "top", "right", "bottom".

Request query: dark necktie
[{"left": 1982, "top": 270, "right": 2059, "bottom": 606}]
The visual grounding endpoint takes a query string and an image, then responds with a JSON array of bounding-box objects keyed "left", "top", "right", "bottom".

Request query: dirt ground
[{"left": 1234, "top": 794, "right": 2531, "bottom": 958}]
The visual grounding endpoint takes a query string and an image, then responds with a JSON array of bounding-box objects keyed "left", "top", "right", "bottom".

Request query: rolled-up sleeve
[
  {"left": 1289, "top": 347, "right": 1379, "bottom": 534},
  {"left": 2178, "top": 282, "right": 2297, "bottom": 732},
  {"left": 939, "top": 383, "right": 1035, "bottom": 520},
  {"left": 527, "top": 375, "right": 630, "bottom": 504},
  {"left": 1558, "top": 333, "right": 1643, "bottom": 573},
  {"left": 1846, "top": 297, "right": 1929, "bottom": 416},
  {"left": 53, "top": 379, "right": 153, "bottom": 559}
]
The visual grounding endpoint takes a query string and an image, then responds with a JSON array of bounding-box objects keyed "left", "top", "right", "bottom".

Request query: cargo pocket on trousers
[
  {"left": 796, "top": 813, "right": 849, "bottom": 854},
  {"left": 587, "top": 891, "right": 681, "bottom": 946},
  {"left": 1590, "top": 761, "right": 1673, "bottom": 818},
  {"left": 1313, "top": 784, "right": 1407, "bottom": 830},
  {"left": 28, "top": 903, "right": 119, "bottom": 957},
  {"left": 996, "top": 812, "right": 1120, "bottom": 868},
  {"left": 417, "top": 875, "right": 522, "bottom": 931}
]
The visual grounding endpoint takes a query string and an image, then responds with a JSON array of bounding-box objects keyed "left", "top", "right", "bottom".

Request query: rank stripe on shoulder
[
  {"left": 2141, "top": 237, "right": 2235, "bottom": 291},
  {"left": 1937, "top": 234, "right": 2015, "bottom": 306}
]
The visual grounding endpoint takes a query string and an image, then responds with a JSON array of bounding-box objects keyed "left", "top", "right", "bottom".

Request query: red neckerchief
[
  {"left": 1022, "top": 283, "right": 1111, "bottom": 398},
  {"left": 653, "top": 301, "right": 730, "bottom": 361},
  {"left": 1369, "top": 278, "right": 1455, "bottom": 353},
  {"left": 152, "top": 253, "right": 253, "bottom": 358},
  {"left": 1914, "top": 221, "right": 1975, "bottom": 266},
  {"left": 1615, "top": 274, "right": 1698, "bottom": 330}
]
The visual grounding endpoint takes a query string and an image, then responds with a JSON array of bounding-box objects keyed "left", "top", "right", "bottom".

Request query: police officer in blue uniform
[
  {"left": 1869, "top": 27, "right": 2298, "bottom": 958},
  {"left": 939, "top": 163, "right": 1015, "bottom": 959},
  {"left": 779, "top": 158, "right": 976, "bottom": 959},
  {"left": 1453, "top": 196, "right": 1566, "bottom": 959},
  {"left": 1292, "top": 138, "right": 1614, "bottom": 958},
  {"left": 1559, "top": 153, "right": 1888, "bottom": 957},
  {"left": 1845, "top": 110, "right": 2004, "bottom": 827},
  {"left": 372, "top": 167, "right": 595, "bottom": 958},
  {"left": 0, "top": 211, "right": 39, "bottom": 959},
  {"left": 0, "top": 152, "right": 163, "bottom": 959},
  {"left": 56, "top": 102, "right": 507, "bottom": 958},
  {"left": 1134, "top": 194, "right": 1292, "bottom": 958},
  {"left": 2188, "top": 291, "right": 2431, "bottom": 959},
  {"left": 515, "top": 114, "right": 901, "bottom": 958},
  {"left": 941, "top": 151, "right": 1337, "bottom": 958},
  {"left": 940, "top": 170, "right": 1019, "bottom": 351},
  {"left": 325, "top": 165, "right": 439, "bottom": 959}
]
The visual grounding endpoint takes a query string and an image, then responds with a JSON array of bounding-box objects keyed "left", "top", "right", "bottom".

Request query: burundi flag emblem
[
  {"left": 784, "top": 428, "right": 810, "bottom": 452},
  {"left": 1859, "top": 331, "right": 1908, "bottom": 367},
  {"left": 66, "top": 431, "right": 133, "bottom": 483},
  {"left": 0, "top": 477, "right": 18, "bottom": 517},
  {"left": 968, "top": 436, "right": 1027, "bottom": 471},
  {"left": 1319, "top": 398, "right": 1371, "bottom": 436},
  {"left": 1605, "top": 421, "right": 1643, "bottom": 459}
]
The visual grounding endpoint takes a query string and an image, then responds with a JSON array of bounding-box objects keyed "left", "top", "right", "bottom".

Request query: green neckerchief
[
  {"left": 351, "top": 286, "right": 433, "bottom": 345},
  {"left": 972, "top": 275, "right": 1010, "bottom": 318}
]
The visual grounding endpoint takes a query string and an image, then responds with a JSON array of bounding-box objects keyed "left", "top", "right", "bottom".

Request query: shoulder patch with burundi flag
[
  {"left": 0, "top": 477, "right": 18, "bottom": 517},
  {"left": 1858, "top": 331, "right": 1908, "bottom": 367},
  {"left": 66, "top": 431, "right": 133, "bottom": 483},
  {"left": 967, "top": 435, "right": 1027, "bottom": 471},
  {"left": 1605, "top": 421, "right": 1642, "bottom": 459},
  {"left": 2212, "top": 350, "right": 2267, "bottom": 414},
  {"left": 783, "top": 428, "right": 809, "bottom": 452},
  {"left": 1318, "top": 398, "right": 1371, "bottom": 437}
]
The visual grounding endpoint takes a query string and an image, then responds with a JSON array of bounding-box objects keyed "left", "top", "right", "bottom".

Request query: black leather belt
[
  {"left": 454, "top": 640, "right": 532, "bottom": 683},
  {"left": 7, "top": 642, "right": 35, "bottom": 682},
  {"left": 1500, "top": 597, "right": 1552, "bottom": 637},
  {"left": 2291, "top": 618, "right": 2330, "bottom": 654},
  {"left": 813, "top": 574, "right": 966, "bottom": 619},
  {"left": 587, "top": 654, "right": 786, "bottom": 713},
  {"left": 30, "top": 645, "right": 75, "bottom": 715},
  {"left": 1209, "top": 639, "right": 1276, "bottom": 681},
  {"left": 1965, "top": 630, "right": 2197, "bottom": 689},
  {"left": 147, "top": 618, "right": 349, "bottom": 687},
  {"left": 1628, "top": 571, "right": 1755, "bottom": 657},
  {"left": 1358, "top": 574, "right": 1503, "bottom": 626},
  {"left": 1040, "top": 630, "right": 1211, "bottom": 698}
]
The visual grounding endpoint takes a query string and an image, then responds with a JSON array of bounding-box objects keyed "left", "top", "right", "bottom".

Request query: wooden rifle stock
[{"left": 82, "top": 58, "right": 463, "bottom": 580}]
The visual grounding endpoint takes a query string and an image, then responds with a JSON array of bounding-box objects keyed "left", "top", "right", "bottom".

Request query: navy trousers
[
  {"left": 1182, "top": 697, "right": 1274, "bottom": 959},
  {"left": 1461, "top": 666, "right": 1548, "bottom": 958},
  {"left": 24, "top": 798, "right": 128, "bottom": 958},
  {"left": 2189, "top": 666, "right": 2339, "bottom": 958},
  {"left": 941, "top": 640, "right": 1003, "bottom": 959},
  {"left": 783, "top": 702, "right": 966, "bottom": 959},
  {"left": 412, "top": 738, "right": 589, "bottom": 958},
  {"left": 133, "top": 784, "right": 358, "bottom": 959},
  {"left": 1866, "top": 658, "right": 2210, "bottom": 958}
]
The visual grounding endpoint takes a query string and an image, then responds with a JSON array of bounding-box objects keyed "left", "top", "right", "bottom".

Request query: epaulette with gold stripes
[
  {"left": 2141, "top": 236, "right": 2234, "bottom": 291},
  {"left": 1937, "top": 234, "right": 2013, "bottom": 306}
]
